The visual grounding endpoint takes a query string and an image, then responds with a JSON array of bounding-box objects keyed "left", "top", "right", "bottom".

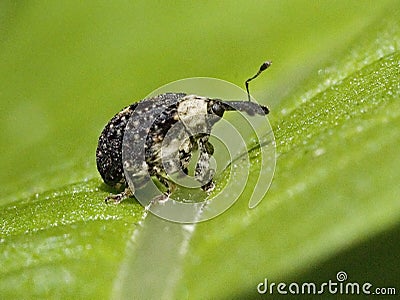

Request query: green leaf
[
  {"left": 1, "top": 1, "right": 399, "bottom": 299},
  {"left": 182, "top": 50, "right": 400, "bottom": 300}
]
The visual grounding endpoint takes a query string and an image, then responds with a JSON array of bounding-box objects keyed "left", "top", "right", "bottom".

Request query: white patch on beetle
[{"left": 177, "top": 96, "right": 209, "bottom": 133}]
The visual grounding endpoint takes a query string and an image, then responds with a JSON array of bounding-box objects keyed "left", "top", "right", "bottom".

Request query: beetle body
[
  {"left": 96, "top": 92, "right": 269, "bottom": 203},
  {"left": 97, "top": 60, "right": 272, "bottom": 203}
]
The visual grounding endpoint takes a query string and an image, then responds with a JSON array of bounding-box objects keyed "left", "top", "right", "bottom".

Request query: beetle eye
[{"left": 211, "top": 102, "right": 225, "bottom": 117}]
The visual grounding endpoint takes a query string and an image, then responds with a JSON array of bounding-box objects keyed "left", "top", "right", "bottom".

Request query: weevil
[{"left": 96, "top": 61, "right": 271, "bottom": 203}]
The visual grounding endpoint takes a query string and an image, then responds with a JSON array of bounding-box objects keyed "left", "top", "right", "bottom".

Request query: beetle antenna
[{"left": 245, "top": 61, "right": 272, "bottom": 101}]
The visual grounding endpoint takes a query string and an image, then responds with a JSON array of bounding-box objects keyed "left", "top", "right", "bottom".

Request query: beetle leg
[
  {"left": 195, "top": 135, "right": 215, "bottom": 192},
  {"left": 201, "top": 180, "right": 215, "bottom": 193},
  {"left": 180, "top": 136, "right": 195, "bottom": 171},
  {"left": 150, "top": 173, "right": 177, "bottom": 203},
  {"left": 105, "top": 186, "right": 134, "bottom": 204}
]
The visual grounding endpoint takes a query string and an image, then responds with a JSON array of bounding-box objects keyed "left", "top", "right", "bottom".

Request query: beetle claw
[
  {"left": 151, "top": 193, "right": 170, "bottom": 204},
  {"left": 105, "top": 187, "right": 133, "bottom": 204}
]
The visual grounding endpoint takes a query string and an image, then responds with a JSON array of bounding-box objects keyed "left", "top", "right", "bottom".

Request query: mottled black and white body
[
  {"left": 96, "top": 61, "right": 272, "bottom": 203},
  {"left": 96, "top": 93, "right": 269, "bottom": 203}
]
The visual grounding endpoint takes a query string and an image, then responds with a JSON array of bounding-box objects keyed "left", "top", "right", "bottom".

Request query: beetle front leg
[{"left": 195, "top": 135, "right": 216, "bottom": 192}]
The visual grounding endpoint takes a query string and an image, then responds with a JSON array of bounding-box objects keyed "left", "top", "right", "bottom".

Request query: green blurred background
[
  {"left": 1, "top": 1, "right": 399, "bottom": 299},
  {"left": 0, "top": 1, "right": 393, "bottom": 202}
]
